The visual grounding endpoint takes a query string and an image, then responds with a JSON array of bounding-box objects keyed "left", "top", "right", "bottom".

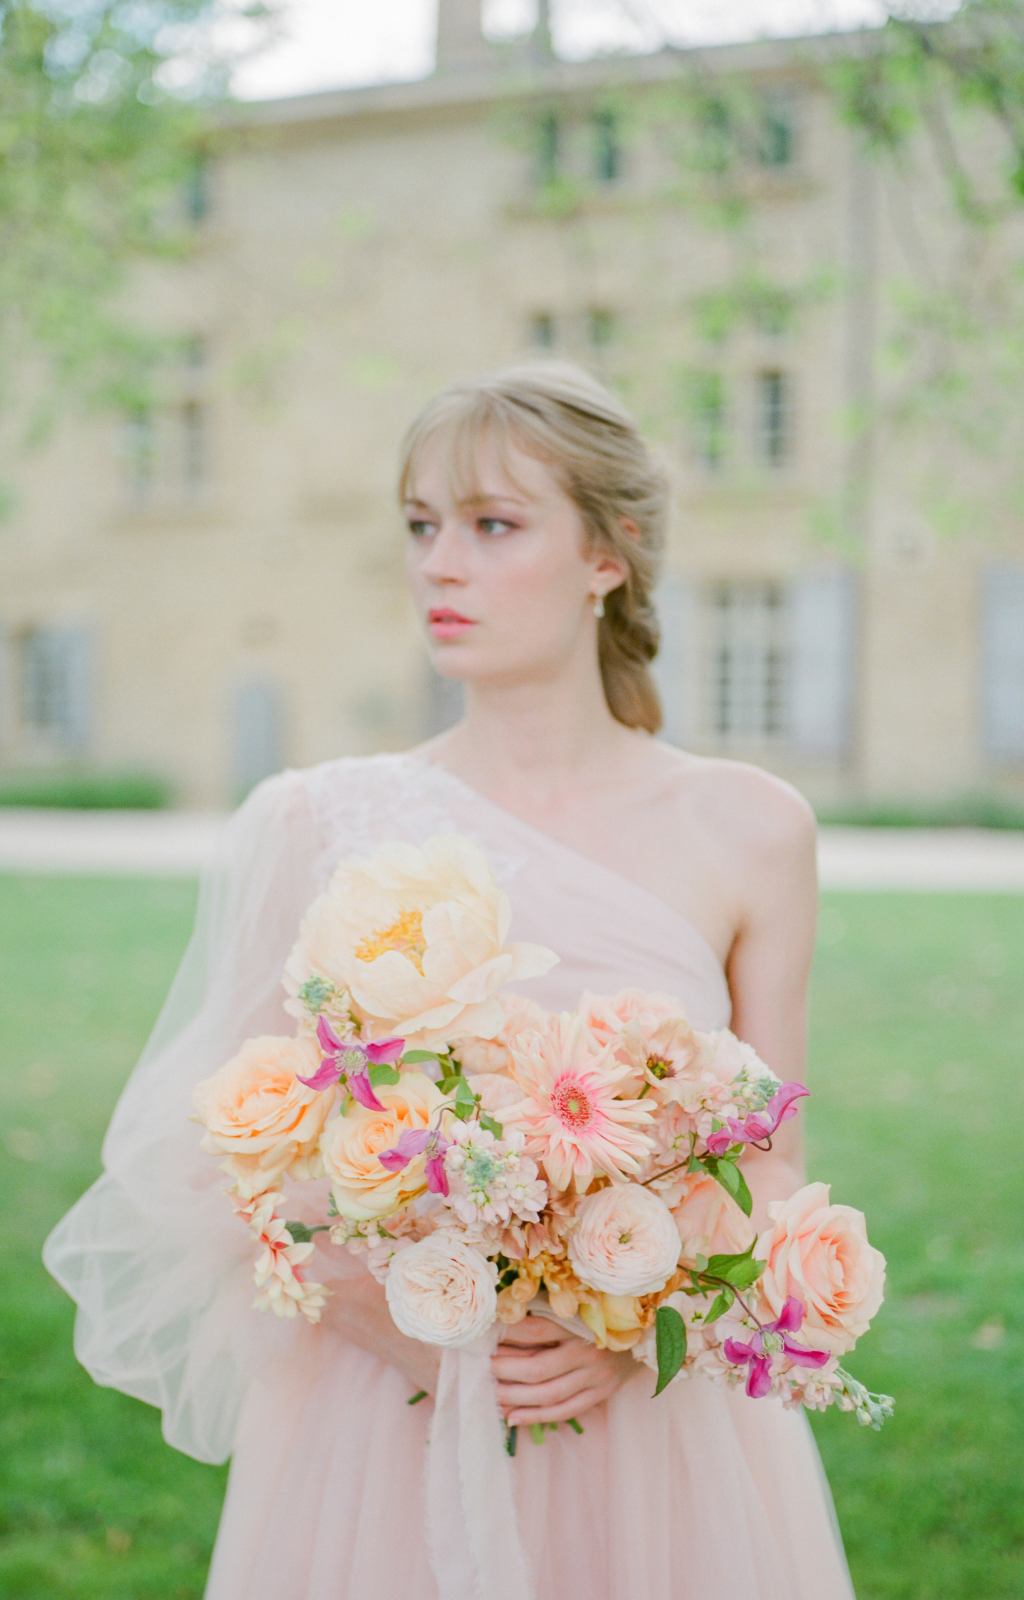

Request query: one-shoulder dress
[{"left": 44, "top": 753, "right": 857, "bottom": 1600}]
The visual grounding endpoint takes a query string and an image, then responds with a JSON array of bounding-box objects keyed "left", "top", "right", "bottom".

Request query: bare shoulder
[{"left": 647, "top": 745, "right": 817, "bottom": 876}]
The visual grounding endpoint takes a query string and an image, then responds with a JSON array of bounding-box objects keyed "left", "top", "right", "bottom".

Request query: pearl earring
[{"left": 593, "top": 594, "right": 605, "bottom": 619}]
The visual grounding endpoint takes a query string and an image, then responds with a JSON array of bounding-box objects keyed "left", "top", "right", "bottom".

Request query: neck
[{"left": 435, "top": 650, "right": 645, "bottom": 806}]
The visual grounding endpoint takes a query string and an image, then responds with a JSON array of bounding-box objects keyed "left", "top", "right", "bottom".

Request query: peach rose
[
  {"left": 191, "top": 1035, "right": 334, "bottom": 1199},
  {"left": 385, "top": 1233, "right": 498, "bottom": 1347},
  {"left": 320, "top": 1071, "right": 446, "bottom": 1221},
  {"left": 670, "top": 1172, "right": 756, "bottom": 1267},
  {"left": 756, "top": 1182, "right": 886, "bottom": 1355},
  {"left": 569, "top": 1183, "right": 681, "bottom": 1297}
]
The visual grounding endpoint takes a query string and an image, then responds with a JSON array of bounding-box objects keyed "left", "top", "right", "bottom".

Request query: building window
[
  {"left": 537, "top": 112, "right": 560, "bottom": 186},
  {"left": 181, "top": 400, "right": 206, "bottom": 490},
  {"left": 124, "top": 410, "right": 155, "bottom": 499},
  {"left": 981, "top": 564, "right": 1024, "bottom": 763},
  {"left": 707, "top": 582, "right": 787, "bottom": 740},
  {"left": 588, "top": 308, "right": 615, "bottom": 350},
  {"left": 756, "top": 370, "right": 791, "bottom": 466},
  {"left": 688, "top": 372, "right": 727, "bottom": 470},
  {"left": 758, "top": 100, "right": 796, "bottom": 168},
  {"left": 592, "top": 110, "right": 621, "bottom": 183},
  {"left": 529, "top": 312, "right": 556, "bottom": 349},
  {"left": 231, "top": 677, "right": 283, "bottom": 798},
  {"left": 19, "top": 626, "right": 92, "bottom": 750},
  {"left": 185, "top": 155, "right": 210, "bottom": 222}
]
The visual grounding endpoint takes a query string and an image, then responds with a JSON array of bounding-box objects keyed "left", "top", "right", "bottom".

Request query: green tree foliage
[{"left": 0, "top": 1, "right": 270, "bottom": 430}]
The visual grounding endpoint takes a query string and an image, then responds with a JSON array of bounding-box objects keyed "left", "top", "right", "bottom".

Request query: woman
[{"left": 45, "top": 361, "right": 855, "bottom": 1599}]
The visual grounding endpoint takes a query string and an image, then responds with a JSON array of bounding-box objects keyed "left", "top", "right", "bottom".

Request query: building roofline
[{"left": 223, "top": 27, "right": 881, "bottom": 132}]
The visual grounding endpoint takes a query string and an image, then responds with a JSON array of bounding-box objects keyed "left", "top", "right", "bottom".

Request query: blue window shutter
[
  {"left": 61, "top": 626, "right": 94, "bottom": 753},
  {"left": 232, "top": 678, "right": 283, "bottom": 797},
  {"left": 787, "top": 568, "right": 858, "bottom": 759},
  {"left": 653, "top": 577, "right": 698, "bottom": 746},
  {"left": 981, "top": 564, "right": 1024, "bottom": 763}
]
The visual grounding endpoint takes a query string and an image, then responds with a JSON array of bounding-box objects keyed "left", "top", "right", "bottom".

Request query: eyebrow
[{"left": 403, "top": 492, "right": 528, "bottom": 513}]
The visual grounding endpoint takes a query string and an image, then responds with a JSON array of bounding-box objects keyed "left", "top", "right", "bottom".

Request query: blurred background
[
  {"left": 3, "top": 0, "right": 1024, "bottom": 819},
  {"left": 1, "top": 3, "right": 1023, "bottom": 1598}
]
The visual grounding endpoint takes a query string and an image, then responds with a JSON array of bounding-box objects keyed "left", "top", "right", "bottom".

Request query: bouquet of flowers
[{"left": 192, "top": 833, "right": 893, "bottom": 1436}]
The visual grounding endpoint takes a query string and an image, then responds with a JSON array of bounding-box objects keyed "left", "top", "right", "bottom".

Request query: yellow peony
[{"left": 283, "top": 833, "right": 558, "bottom": 1049}]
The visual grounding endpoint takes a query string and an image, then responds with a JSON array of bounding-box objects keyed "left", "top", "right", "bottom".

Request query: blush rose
[
  {"left": 670, "top": 1171, "right": 756, "bottom": 1267},
  {"left": 568, "top": 1182, "right": 681, "bottom": 1297},
  {"left": 756, "top": 1182, "right": 886, "bottom": 1355},
  {"left": 385, "top": 1233, "right": 498, "bottom": 1347}
]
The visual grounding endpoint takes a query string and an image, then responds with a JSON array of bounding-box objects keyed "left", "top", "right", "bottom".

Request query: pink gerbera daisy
[{"left": 505, "top": 1014, "right": 654, "bottom": 1191}]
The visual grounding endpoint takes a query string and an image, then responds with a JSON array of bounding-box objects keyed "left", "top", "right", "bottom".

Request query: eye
[
  {"left": 406, "top": 519, "right": 437, "bottom": 538},
  {"left": 478, "top": 517, "right": 516, "bottom": 536}
]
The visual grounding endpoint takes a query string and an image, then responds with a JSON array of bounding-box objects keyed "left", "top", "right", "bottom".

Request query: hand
[
  {"left": 321, "top": 1270, "right": 441, "bottom": 1399},
  {"left": 490, "top": 1314, "right": 636, "bottom": 1426}
]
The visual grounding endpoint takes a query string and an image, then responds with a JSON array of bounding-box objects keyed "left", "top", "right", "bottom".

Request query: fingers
[
  {"left": 494, "top": 1366, "right": 595, "bottom": 1411},
  {"left": 496, "top": 1315, "right": 573, "bottom": 1348},
  {"left": 505, "top": 1382, "right": 616, "bottom": 1426},
  {"left": 492, "top": 1341, "right": 603, "bottom": 1385}
]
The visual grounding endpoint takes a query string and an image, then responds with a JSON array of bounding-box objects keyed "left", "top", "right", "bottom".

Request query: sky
[{"left": 231, "top": 0, "right": 896, "bottom": 103}]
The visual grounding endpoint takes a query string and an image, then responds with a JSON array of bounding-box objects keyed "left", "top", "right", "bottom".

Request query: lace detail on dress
[{"left": 300, "top": 753, "right": 529, "bottom": 889}]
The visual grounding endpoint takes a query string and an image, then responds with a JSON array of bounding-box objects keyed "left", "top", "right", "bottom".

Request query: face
[{"left": 404, "top": 428, "right": 627, "bottom": 689}]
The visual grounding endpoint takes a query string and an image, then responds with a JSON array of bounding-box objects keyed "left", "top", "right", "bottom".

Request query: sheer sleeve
[{"left": 42, "top": 768, "right": 331, "bottom": 1465}]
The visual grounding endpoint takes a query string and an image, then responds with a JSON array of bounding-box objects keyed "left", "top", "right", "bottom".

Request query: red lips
[
  {"left": 429, "top": 608, "right": 474, "bottom": 625},
  {"left": 428, "top": 607, "right": 476, "bottom": 638}
]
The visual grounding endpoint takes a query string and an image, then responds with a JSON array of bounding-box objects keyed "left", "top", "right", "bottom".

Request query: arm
[
  {"left": 321, "top": 1271, "right": 442, "bottom": 1398},
  {"left": 724, "top": 775, "right": 818, "bottom": 1231}
]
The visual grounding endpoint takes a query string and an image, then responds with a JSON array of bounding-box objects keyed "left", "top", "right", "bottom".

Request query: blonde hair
[{"left": 398, "top": 360, "right": 668, "bottom": 733}]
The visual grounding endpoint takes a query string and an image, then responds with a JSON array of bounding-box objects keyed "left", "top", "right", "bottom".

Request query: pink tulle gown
[{"left": 43, "top": 753, "right": 856, "bottom": 1600}]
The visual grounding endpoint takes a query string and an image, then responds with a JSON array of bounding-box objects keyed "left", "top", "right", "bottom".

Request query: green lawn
[{"left": 0, "top": 877, "right": 1022, "bottom": 1598}]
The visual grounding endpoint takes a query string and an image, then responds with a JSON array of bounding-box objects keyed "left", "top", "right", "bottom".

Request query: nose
[{"left": 416, "top": 517, "right": 469, "bottom": 586}]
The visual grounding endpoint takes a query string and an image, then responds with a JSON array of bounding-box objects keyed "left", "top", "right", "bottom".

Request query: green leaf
[
  {"left": 406, "top": 1389, "right": 428, "bottom": 1405},
  {"left": 705, "top": 1289, "right": 734, "bottom": 1323},
  {"left": 284, "top": 1221, "right": 329, "bottom": 1244},
  {"left": 705, "top": 1243, "right": 753, "bottom": 1273},
  {"left": 368, "top": 1062, "right": 401, "bottom": 1088},
  {"left": 566, "top": 1416, "right": 584, "bottom": 1435},
  {"left": 402, "top": 1050, "right": 439, "bottom": 1064},
  {"left": 732, "top": 1165, "right": 753, "bottom": 1217},
  {"left": 479, "top": 1111, "right": 504, "bottom": 1138},
  {"left": 529, "top": 1423, "right": 547, "bottom": 1446},
  {"left": 705, "top": 1246, "right": 763, "bottom": 1291},
  {"left": 653, "top": 1305, "right": 687, "bottom": 1396},
  {"left": 708, "top": 1156, "right": 754, "bottom": 1217},
  {"left": 438, "top": 1075, "right": 462, "bottom": 1094}
]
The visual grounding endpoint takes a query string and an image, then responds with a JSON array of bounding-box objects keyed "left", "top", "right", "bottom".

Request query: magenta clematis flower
[
  {"left": 378, "top": 1128, "right": 452, "bottom": 1196},
  {"left": 723, "top": 1296, "right": 831, "bottom": 1398},
  {"left": 295, "top": 1017, "right": 404, "bottom": 1109},
  {"left": 705, "top": 1082, "right": 809, "bottom": 1158}
]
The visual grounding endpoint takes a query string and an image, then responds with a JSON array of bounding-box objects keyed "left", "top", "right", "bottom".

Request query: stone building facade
[{"left": 2, "top": 3, "right": 1023, "bottom": 809}]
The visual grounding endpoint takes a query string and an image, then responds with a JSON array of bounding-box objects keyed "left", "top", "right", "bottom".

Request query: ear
[{"left": 591, "top": 549, "right": 630, "bottom": 594}]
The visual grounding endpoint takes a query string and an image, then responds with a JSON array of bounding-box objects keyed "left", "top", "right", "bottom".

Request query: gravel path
[{"left": 1, "top": 809, "right": 1024, "bottom": 890}]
